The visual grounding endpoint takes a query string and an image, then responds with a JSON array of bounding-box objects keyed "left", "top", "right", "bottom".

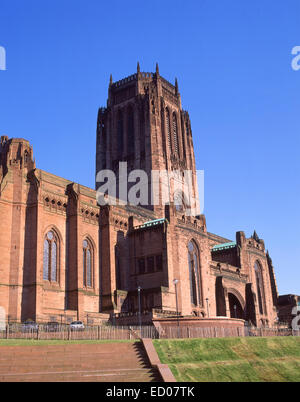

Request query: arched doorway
[{"left": 228, "top": 293, "right": 244, "bottom": 319}]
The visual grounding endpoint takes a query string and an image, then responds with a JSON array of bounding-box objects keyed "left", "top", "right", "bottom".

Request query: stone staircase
[{"left": 0, "top": 341, "right": 161, "bottom": 382}]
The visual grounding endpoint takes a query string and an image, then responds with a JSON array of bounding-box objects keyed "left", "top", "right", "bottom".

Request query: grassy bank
[{"left": 153, "top": 337, "right": 300, "bottom": 382}]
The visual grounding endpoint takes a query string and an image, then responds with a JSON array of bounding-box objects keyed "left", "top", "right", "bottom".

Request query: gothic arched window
[
  {"left": 165, "top": 108, "right": 172, "bottom": 151},
  {"left": 188, "top": 241, "right": 201, "bottom": 306},
  {"left": 140, "top": 104, "right": 145, "bottom": 156},
  {"left": 101, "top": 121, "right": 107, "bottom": 169},
  {"left": 83, "top": 239, "right": 93, "bottom": 288},
  {"left": 172, "top": 113, "right": 179, "bottom": 155},
  {"left": 127, "top": 105, "right": 135, "bottom": 155},
  {"left": 186, "top": 122, "right": 193, "bottom": 167},
  {"left": 255, "top": 261, "right": 265, "bottom": 315},
  {"left": 181, "top": 118, "right": 186, "bottom": 160},
  {"left": 117, "top": 110, "right": 124, "bottom": 158},
  {"left": 43, "top": 230, "right": 58, "bottom": 282}
]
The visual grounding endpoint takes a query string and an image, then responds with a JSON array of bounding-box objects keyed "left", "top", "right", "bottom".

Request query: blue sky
[{"left": 0, "top": 0, "right": 299, "bottom": 294}]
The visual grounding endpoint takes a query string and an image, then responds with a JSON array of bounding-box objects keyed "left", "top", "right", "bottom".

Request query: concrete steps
[
  {"left": 0, "top": 368, "right": 159, "bottom": 382},
  {"left": 0, "top": 341, "right": 161, "bottom": 382}
]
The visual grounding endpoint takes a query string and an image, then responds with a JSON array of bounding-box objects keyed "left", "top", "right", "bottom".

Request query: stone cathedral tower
[{"left": 96, "top": 63, "right": 199, "bottom": 217}]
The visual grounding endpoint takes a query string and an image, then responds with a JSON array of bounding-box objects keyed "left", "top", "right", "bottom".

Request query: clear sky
[{"left": 0, "top": 0, "right": 299, "bottom": 295}]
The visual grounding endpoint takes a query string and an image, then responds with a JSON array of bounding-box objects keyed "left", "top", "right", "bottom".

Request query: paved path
[{"left": 0, "top": 342, "right": 161, "bottom": 382}]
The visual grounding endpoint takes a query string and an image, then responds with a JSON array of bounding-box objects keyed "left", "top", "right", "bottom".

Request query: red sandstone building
[
  {"left": 0, "top": 65, "right": 278, "bottom": 327},
  {"left": 277, "top": 294, "right": 300, "bottom": 328}
]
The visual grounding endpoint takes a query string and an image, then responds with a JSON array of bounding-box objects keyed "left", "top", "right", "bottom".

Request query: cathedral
[{"left": 0, "top": 65, "right": 278, "bottom": 327}]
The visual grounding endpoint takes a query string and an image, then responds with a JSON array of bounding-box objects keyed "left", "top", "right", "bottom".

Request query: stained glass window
[
  {"left": 83, "top": 239, "right": 93, "bottom": 287},
  {"left": 51, "top": 241, "right": 57, "bottom": 281},
  {"left": 87, "top": 249, "right": 91, "bottom": 287},
  {"left": 43, "top": 231, "right": 58, "bottom": 282},
  {"left": 43, "top": 239, "right": 49, "bottom": 280}
]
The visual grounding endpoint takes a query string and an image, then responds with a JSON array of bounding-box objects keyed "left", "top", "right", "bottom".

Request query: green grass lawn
[
  {"left": 153, "top": 337, "right": 300, "bottom": 382},
  {"left": 0, "top": 339, "right": 137, "bottom": 346}
]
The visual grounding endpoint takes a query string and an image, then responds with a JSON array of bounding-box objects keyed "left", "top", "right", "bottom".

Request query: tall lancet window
[
  {"left": 43, "top": 230, "right": 58, "bottom": 282},
  {"left": 101, "top": 121, "right": 107, "bottom": 169},
  {"left": 186, "top": 122, "right": 193, "bottom": 167},
  {"left": 127, "top": 105, "right": 135, "bottom": 155},
  {"left": 255, "top": 261, "right": 265, "bottom": 315},
  {"left": 83, "top": 239, "right": 93, "bottom": 288},
  {"left": 140, "top": 104, "right": 145, "bottom": 156},
  {"left": 117, "top": 110, "right": 124, "bottom": 158},
  {"left": 172, "top": 113, "right": 179, "bottom": 155},
  {"left": 165, "top": 108, "right": 172, "bottom": 151},
  {"left": 181, "top": 118, "right": 186, "bottom": 160},
  {"left": 188, "top": 241, "right": 201, "bottom": 306}
]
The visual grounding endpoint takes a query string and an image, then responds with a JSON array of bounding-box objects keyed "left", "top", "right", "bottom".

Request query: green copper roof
[
  {"left": 135, "top": 218, "right": 168, "bottom": 230},
  {"left": 212, "top": 241, "right": 236, "bottom": 252}
]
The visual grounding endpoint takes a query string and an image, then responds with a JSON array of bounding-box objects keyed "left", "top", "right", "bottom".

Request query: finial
[
  {"left": 109, "top": 74, "right": 113, "bottom": 86},
  {"left": 175, "top": 77, "right": 178, "bottom": 94},
  {"left": 156, "top": 62, "right": 159, "bottom": 75},
  {"left": 252, "top": 230, "right": 259, "bottom": 242},
  {"left": 137, "top": 61, "right": 140, "bottom": 73}
]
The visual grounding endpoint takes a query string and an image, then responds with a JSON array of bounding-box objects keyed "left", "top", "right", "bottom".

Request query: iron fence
[
  {"left": 156, "top": 326, "right": 245, "bottom": 339},
  {"left": 0, "top": 323, "right": 159, "bottom": 340},
  {"left": 244, "top": 326, "right": 300, "bottom": 337},
  {"left": 0, "top": 323, "right": 299, "bottom": 340}
]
